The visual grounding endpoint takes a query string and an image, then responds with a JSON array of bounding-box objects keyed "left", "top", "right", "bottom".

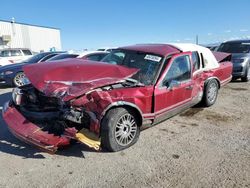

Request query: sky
[{"left": 1, "top": 0, "right": 250, "bottom": 50}]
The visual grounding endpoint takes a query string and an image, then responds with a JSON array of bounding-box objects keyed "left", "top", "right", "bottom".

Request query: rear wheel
[
  {"left": 201, "top": 79, "right": 219, "bottom": 107},
  {"left": 101, "top": 107, "right": 140, "bottom": 152},
  {"left": 241, "top": 65, "right": 250, "bottom": 82},
  {"left": 13, "top": 72, "right": 26, "bottom": 87}
]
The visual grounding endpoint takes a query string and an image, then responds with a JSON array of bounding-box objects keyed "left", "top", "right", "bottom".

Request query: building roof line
[{"left": 0, "top": 19, "right": 60, "bottom": 30}]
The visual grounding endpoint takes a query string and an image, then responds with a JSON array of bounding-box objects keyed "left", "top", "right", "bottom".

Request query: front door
[{"left": 153, "top": 52, "right": 193, "bottom": 123}]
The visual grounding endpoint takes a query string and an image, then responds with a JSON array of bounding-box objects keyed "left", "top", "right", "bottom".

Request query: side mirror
[{"left": 168, "top": 80, "right": 180, "bottom": 90}]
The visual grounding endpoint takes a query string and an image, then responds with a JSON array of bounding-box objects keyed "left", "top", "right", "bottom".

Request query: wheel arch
[
  {"left": 101, "top": 101, "right": 144, "bottom": 127},
  {"left": 204, "top": 76, "right": 221, "bottom": 89}
]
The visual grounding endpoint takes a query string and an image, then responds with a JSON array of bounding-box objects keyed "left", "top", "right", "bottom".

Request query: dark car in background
[
  {"left": 0, "top": 52, "right": 63, "bottom": 87},
  {"left": 45, "top": 53, "right": 79, "bottom": 62},
  {"left": 217, "top": 40, "right": 250, "bottom": 82},
  {"left": 77, "top": 51, "right": 109, "bottom": 61},
  {"left": 205, "top": 44, "right": 220, "bottom": 51}
]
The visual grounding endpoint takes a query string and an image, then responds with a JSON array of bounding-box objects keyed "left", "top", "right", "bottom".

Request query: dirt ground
[{"left": 0, "top": 81, "right": 249, "bottom": 188}]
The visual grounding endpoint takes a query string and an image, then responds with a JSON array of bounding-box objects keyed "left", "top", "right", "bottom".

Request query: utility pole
[{"left": 196, "top": 35, "right": 199, "bottom": 44}]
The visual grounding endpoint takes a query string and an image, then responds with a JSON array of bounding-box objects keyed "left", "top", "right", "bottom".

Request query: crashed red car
[{"left": 2, "top": 44, "right": 232, "bottom": 153}]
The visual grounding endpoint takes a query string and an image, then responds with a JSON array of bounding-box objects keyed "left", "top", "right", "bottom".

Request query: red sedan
[{"left": 2, "top": 43, "right": 232, "bottom": 153}]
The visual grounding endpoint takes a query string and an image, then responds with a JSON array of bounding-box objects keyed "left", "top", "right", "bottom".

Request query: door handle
[{"left": 185, "top": 85, "right": 193, "bottom": 90}]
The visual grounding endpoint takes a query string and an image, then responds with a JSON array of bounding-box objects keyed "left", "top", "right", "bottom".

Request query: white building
[{"left": 0, "top": 19, "right": 61, "bottom": 52}]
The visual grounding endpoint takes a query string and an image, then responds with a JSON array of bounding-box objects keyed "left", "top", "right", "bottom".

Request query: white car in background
[
  {"left": 97, "top": 47, "right": 117, "bottom": 52},
  {"left": 0, "top": 48, "right": 33, "bottom": 66},
  {"left": 77, "top": 51, "right": 109, "bottom": 61}
]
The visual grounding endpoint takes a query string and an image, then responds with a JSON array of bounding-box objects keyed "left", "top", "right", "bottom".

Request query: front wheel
[
  {"left": 201, "top": 79, "right": 219, "bottom": 107},
  {"left": 101, "top": 107, "right": 140, "bottom": 152},
  {"left": 13, "top": 72, "right": 26, "bottom": 87},
  {"left": 241, "top": 65, "right": 250, "bottom": 82}
]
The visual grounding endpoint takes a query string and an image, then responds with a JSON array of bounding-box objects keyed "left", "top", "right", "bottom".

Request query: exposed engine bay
[{"left": 13, "top": 85, "right": 89, "bottom": 136}]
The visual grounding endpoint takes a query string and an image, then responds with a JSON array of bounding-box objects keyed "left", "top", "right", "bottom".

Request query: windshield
[
  {"left": 217, "top": 42, "right": 250, "bottom": 53},
  {"left": 101, "top": 50, "right": 163, "bottom": 85}
]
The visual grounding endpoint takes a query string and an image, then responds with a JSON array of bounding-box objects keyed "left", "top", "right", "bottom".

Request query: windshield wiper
[{"left": 125, "top": 78, "right": 144, "bottom": 87}]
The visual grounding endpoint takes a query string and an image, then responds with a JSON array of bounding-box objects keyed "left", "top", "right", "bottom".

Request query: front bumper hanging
[{"left": 2, "top": 102, "right": 71, "bottom": 153}]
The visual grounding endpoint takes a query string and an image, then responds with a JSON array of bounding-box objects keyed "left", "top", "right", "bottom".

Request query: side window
[
  {"left": 40, "top": 54, "right": 57, "bottom": 62},
  {"left": 22, "top": 50, "right": 32, "bottom": 55},
  {"left": 1, "top": 50, "right": 11, "bottom": 57},
  {"left": 86, "top": 54, "right": 101, "bottom": 61},
  {"left": 162, "top": 55, "right": 191, "bottom": 87},
  {"left": 11, "top": 50, "right": 22, "bottom": 56},
  {"left": 102, "top": 52, "right": 125, "bottom": 65},
  {"left": 191, "top": 51, "right": 200, "bottom": 71},
  {"left": 99, "top": 53, "right": 108, "bottom": 60}
]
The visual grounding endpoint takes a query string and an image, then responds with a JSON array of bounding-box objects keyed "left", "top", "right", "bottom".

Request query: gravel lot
[{"left": 0, "top": 82, "right": 249, "bottom": 188}]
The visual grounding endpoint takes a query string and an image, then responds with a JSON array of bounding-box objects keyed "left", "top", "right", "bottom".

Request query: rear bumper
[{"left": 2, "top": 101, "right": 71, "bottom": 153}]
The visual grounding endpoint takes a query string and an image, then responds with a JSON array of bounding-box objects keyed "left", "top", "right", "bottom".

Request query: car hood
[
  {"left": 231, "top": 53, "right": 250, "bottom": 60},
  {"left": 0, "top": 62, "right": 29, "bottom": 72},
  {"left": 23, "top": 59, "right": 138, "bottom": 101}
]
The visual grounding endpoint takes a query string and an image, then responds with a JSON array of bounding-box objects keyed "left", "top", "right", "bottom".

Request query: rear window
[
  {"left": 191, "top": 51, "right": 200, "bottom": 71},
  {"left": 217, "top": 42, "right": 250, "bottom": 53},
  {"left": 22, "top": 49, "right": 32, "bottom": 55}
]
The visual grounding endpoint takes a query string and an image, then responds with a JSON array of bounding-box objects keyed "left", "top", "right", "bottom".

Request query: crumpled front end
[
  {"left": 2, "top": 85, "right": 104, "bottom": 153},
  {"left": 2, "top": 60, "right": 148, "bottom": 153},
  {"left": 2, "top": 101, "right": 73, "bottom": 153},
  {"left": 2, "top": 75, "right": 148, "bottom": 153}
]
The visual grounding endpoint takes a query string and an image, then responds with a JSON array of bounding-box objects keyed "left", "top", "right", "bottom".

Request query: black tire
[
  {"left": 201, "top": 79, "right": 219, "bottom": 107},
  {"left": 241, "top": 65, "right": 250, "bottom": 82},
  {"left": 101, "top": 107, "right": 140, "bottom": 152},
  {"left": 231, "top": 77, "right": 238, "bottom": 81},
  {"left": 13, "top": 72, "right": 25, "bottom": 87}
]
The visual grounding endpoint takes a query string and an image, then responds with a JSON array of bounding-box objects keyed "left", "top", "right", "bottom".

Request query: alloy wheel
[{"left": 114, "top": 114, "right": 137, "bottom": 146}]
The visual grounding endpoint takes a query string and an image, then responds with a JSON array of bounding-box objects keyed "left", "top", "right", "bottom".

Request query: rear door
[{"left": 153, "top": 52, "right": 194, "bottom": 123}]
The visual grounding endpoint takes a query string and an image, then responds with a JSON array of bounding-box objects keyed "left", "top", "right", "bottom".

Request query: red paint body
[{"left": 2, "top": 44, "right": 233, "bottom": 152}]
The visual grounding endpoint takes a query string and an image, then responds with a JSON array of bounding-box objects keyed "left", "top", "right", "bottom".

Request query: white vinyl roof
[{"left": 169, "top": 43, "right": 219, "bottom": 70}]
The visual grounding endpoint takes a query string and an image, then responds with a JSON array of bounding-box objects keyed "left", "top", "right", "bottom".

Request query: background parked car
[
  {"left": 217, "top": 40, "right": 250, "bottom": 82},
  {"left": 77, "top": 51, "right": 109, "bottom": 61},
  {"left": 0, "top": 48, "right": 33, "bottom": 65},
  {"left": 45, "top": 53, "right": 79, "bottom": 62},
  {"left": 0, "top": 52, "right": 63, "bottom": 87},
  {"left": 97, "top": 47, "right": 117, "bottom": 52},
  {"left": 0, "top": 58, "right": 13, "bottom": 67},
  {"left": 204, "top": 43, "right": 220, "bottom": 51}
]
